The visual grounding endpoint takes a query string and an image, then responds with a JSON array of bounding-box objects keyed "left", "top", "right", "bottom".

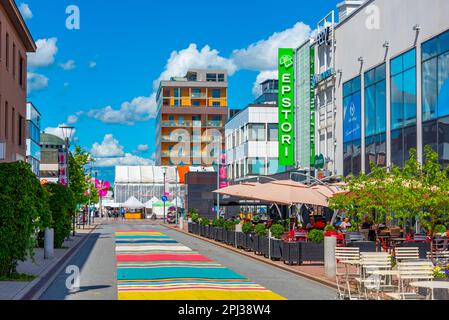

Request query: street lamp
[
  {"left": 60, "top": 125, "right": 75, "bottom": 235},
  {"left": 162, "top": 167, "right": 167, "bottom": 224}
]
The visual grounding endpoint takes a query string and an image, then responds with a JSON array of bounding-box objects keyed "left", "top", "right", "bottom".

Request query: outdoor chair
[
  {"left": 386, "top": 261, "right": 434, "bottom": 300},
  {"left": 295, "top": 230, "right": 308, "bottom": 242},
  {"left": 395, "top": 247, "right": 420, "bottom": 263},
  {"left": 427, "top": 251, "right": 449, "bottom": 262},
  {"left": 390, "top": 228, "right": 402, "bottom": 238},
  {"left": 345, "top": 232, "right": 364, "bottom": 245},
  {"left": 335, "top": 247, "right": 361, "bottom": 300},
  {"left": 356, "top": 252, "right": 394, "bottom": 300},
  {"left": 412, "top": 234, "right": 429, "bottom": 243}
]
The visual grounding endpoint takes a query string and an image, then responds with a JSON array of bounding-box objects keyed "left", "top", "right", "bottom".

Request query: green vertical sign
[
  {"left": 310, "top": 47, "right": 316, "bottom": 168},
  {"left": 278, "top": 48, "right": 295, "bottom": 166}
]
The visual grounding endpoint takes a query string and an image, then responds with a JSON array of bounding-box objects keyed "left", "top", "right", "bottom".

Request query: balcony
[
  {"left": 0, "top": 142, "right": 5, "bottom": 160},
  {"left": 206, "top": 121, "right": 223, "bottom": 127}
]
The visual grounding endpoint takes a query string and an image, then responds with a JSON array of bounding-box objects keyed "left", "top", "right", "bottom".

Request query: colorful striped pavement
[{"left": 115, "top": 230, "right": 285, "bottom": 300}]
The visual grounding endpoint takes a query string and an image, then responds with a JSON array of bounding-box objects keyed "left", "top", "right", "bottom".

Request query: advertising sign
[
  {"left": 278, "top": 48, "right": 295, "bottom": 166},
  {"left": 310, "top": 47, "right": 316, "bottom": 167},
  {"left": 58, "top": 148, "right": 68, "bottom": 186},
  {"left": 219, "top": 153, "right": 228, "bottom": 189}
]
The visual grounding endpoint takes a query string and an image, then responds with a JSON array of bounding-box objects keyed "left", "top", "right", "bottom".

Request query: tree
[
  {"left": 0, "top": 162, "right": 51, "bottom": 278},
  {"left": 68, "top": 146, "right": 97, "bottom": 206}
]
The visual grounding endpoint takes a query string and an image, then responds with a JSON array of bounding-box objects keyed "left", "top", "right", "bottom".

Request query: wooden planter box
[
  {"left": 199, "top": 225, "right": 206, "bottom": 237},
  {"left": 270, "top": 239, "right": 283, "bottom": 260},
  {"left": 236, "top": 232, "right": 245, "bottom": 249},
  {"left": 246, "top": 233, "right": 255, "bottom": 252},
  {"left": 191, "top": 223, "right": 199, "bottom": 235},
  {"left": 255, "top": 236, "right": 269, "bottom": 257},
  {"left": 208, "top": 226, "right": 216, "bottom": 240},
  {"left": 226, "top": 230, "right": 236, "bottom": 245},
  {"left": 215, "top": 228, "right": 224, "bottom": 242},
  {"left": 188, "top": 223, "right": 193, "bottom": 233},
  {"left": 282, "top": 242, "right": 301, "bottom": 265},
  {"left": 348, "top": 241, "right": 377, "bottom": 252},
  {"left": 299, "top": 242, "right": 324, "bottom": 264}
]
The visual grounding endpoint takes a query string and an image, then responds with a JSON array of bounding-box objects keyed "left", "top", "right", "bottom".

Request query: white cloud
[
  {"left": 137, "top": 144, "right": 149, "bottom": 152},
  {"left": 153, "top": 44, "right": 237, "bottom": 90},
  {"left": 59, "top": 60, "right": 76, "bottom": 70},
  {"left": 67, "top": 114, "right": 78, "bottom": 124},
  {"left": 231, "top": 22, "right": 311, "bottom": 71},
  {"left": 83, "top": 22, "right": 311, "bottom": 125},
  {"left": 28, "top": 38, "right": 58, "bottom": 68},
  {"left": 86, "top": 94, "right": 157, "bottom": 126},
  {"left": 43, "top": 124, "right": 76, "bottom": 140},
  {"left": 19, "top": 3, "right": 33, "bottom": 20},
  {"left": 91, "top": 134, "right": 125, "bottom": 158},
  {"left": 252, "top": 70, "right": 278, "bottom": 97},
  {"left": 94, "top": 153, "right": 155, "bottom": 168},
  {"left": 27, "top": 72, "right": 49, "bottom": 93},
  {"left": 89, "top": 61, "right": 97, "bottom": 68}
]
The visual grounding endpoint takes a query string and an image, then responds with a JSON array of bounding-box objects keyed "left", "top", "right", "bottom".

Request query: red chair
[{"left": 295, "top": 229, "right": 308, "bottom": 242}]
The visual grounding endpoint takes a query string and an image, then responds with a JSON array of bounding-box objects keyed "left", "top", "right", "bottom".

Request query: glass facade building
[
  {"left": 343, "top": 76, "right": 361, "bottom": 176},
  {"left": 26, "top": 102, "right": 41, "bottom": 176}
]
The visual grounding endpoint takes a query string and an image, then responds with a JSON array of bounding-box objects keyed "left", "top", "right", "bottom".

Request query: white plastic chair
[{"left": 335, "top": 247, "right": 361, "bottom": 300}]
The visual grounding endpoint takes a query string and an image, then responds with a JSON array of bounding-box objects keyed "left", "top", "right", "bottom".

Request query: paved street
[{"left": 40, "top": 221, "right": 336, "bottom": 300}]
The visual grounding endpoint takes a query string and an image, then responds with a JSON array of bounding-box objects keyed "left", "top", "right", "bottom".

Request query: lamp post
[
  {"left": 162, "top": 167, "right": 167, "bottom": 224},
  {"left": 60, "top": 125, "right": 75, "bottom": 236}
]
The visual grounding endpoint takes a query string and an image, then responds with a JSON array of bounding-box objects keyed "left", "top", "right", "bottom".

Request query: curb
[
  {"left": 166, "top": 225, "right": 338, "bottom": 291},
  {"left": 19, "top": 224, "right": 100, "bottom": 300}
]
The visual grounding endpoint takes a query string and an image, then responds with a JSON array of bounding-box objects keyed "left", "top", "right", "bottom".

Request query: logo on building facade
[{"left": 278, "top": 48, "right": 295, "bottom": 166}]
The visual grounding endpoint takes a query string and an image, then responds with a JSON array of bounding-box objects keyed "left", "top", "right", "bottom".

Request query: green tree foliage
[
  {"left": 0, "top": 162, "right": 51, "bottom": 277},
  {"left": 69, "top": 146, "right": 97, "bottom": 206},
  {"left": 329, "top": 146, "right": 449, "bottom": 238},
  {"left": 242, "top": 222, "right": 254, "bottom": 234},
  {"left": 270, "top": 224, "right": 284, "bottom": 239},
  {"left": 45, "top": 184, "right": 76, "bottom": 248},
  {"left": 308, "top": 229, "right": 325, "bottom": 244}
]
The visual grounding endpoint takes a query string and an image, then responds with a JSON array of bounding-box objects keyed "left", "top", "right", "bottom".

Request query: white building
[{"left": 225, "top": 105, "right": 284, "bottom": 182}]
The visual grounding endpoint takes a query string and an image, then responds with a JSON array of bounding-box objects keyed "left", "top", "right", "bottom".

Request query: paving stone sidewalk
[{"left": 0, "top": 223, "right": 99, "bottom": 300}]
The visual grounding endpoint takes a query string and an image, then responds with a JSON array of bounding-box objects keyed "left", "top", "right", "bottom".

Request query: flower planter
[
  {"left": 282, "top": 242, "right": 301, "bottom": 265},
  {"left": 246, "top": 233, "right": 255, "bottom": 252},
  {"left": 255, "top": 236, "right": 269, "bottom": 257},
  {"left": 299, "top": 242, "right": 324, "bottom": 264},
  {"left": 270, "top": 239, "right": 283, "bottom": 260},
  {"left": 236, "top": 232, "right": 245, "bottom": 249},
  {"left": 208, "top": 226, "right": 216, "bottom": 240},
  {"left": 199, "top": 225, "right": 206, "bottom": 237},
  {"left": 226, "top": 230, "right": 236, "bottom": 245},
  {"left": 188, "top": 223, "right": 193, "bottom": 233},
  {"left": 191, "top": 223, "right": 199, "bottom": 235},
  {"left": 215, "top": 228, "right": 224, "bottom": 242}
]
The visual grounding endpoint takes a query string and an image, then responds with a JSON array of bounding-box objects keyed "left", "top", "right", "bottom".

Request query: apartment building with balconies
[
  {"left": 155, "top": 69, "right": 228, "bottom": 166},
  {"left": 0, "top": 0, "right": 36, "bottom": 163}
]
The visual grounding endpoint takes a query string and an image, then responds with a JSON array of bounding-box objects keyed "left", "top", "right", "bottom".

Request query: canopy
[
  {"left": 144, "top": 197, "right": 159, "bottom": 209},
  {"left": 153, "top": 200, "right": 175, "bottom": 208},
  {"left": 122, "top": 196, "right": 145, "bottom": 209},
  {"left": 214, "top": 180, "right": 336, "bottom": 207}
]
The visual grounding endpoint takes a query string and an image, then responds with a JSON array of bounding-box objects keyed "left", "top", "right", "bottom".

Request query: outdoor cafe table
[{"left": 410, "top": 281, "right": 449, "bottom": 300}]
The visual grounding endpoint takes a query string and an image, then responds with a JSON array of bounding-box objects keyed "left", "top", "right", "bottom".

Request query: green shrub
[
  {"left": 270, "top": 224, "right": 284, "bottom": 239},
  {"left": 190, "top": 210, "right": 199, "bottom": 223},
  {"left": 200, "top": 217, "right": 210, "bottom": 226},
  {"left": 0, "top": 162, "right": 51, "bottom": 277},
  {"left": 224, "top": 220, "right": 237, "bottom": 231},
  {"left": 308, "top": 229, "right": 324, "bottom": 244},
  {"left": 434, "top": 225, "right": 447, "bottom": 234},
  {"left": 216, "top": 217, "right": 225, "bottom": 228},
  {"left": 324, "top": 225, "right": 336, "bottom": 232},
  {"left": 242, "top": 222, "right": 253, "bottom": 234},
  {"left": 255, "top": 223, "right": 267, "bottom": 236},
  {"left": 45, "top": 184, "right": 76, "bottom": 249}
]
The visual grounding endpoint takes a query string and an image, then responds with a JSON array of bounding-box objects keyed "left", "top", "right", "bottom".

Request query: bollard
[
  {"left": 44, "top": 228, "right": 54, "bottom": 260},
  {"left": 179, "top": 216, "right": 184, "bottom": 231},
  {"left": 324, "top": 236, "right": 337, "bottom": 279}
]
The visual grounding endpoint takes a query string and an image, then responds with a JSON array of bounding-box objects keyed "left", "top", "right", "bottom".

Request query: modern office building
[
  {"left": 225, "top": 80, "right": 284, "bottom": 182},
  {"left": 155, "top": 69, "right": 228, "bottom": 167},
  {"left": 39, "top": 133, "right": 65, "bottom": 184},
  {"left": 334, "top": 0, "right": 449, "bottom": 176},
  {"left": 26, "top": 102, "right": 41, "bottom": 176},
  {"left": 254, "top": 79, "right": 278, "bottom": 105},
  {"left": 0, "top": 0, "right": 36, "bottom": 163}
]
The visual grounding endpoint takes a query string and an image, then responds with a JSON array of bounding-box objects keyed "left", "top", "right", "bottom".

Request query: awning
[
  {"left": 213, "top": 180, "right": 333, "bottom": 207},
  {"left": 122, "top": 196, "right": 145, "bottom": 209}
]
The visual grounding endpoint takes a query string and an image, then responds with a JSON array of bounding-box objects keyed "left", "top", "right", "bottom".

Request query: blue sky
[{"left": 19, "top": 0, "right": 338, "bottom": 183}]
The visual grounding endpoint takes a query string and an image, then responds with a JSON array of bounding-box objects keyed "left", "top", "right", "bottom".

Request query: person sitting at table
[
  {"left": 339, "top": 218, "right": 352, "bottom": 230},
  {"left": 306, "top": 217, "right": 315, "bottom": 230},
  {"left": 361, "top": 216, "right": 376, "bottom": 241}
]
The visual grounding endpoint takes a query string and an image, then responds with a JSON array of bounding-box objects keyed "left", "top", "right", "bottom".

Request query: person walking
[{"left": 120, "top": 207, "right": 126, "bottom": 221}]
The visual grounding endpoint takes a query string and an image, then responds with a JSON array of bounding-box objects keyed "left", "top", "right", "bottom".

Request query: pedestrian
[{"left": 121, "top": 207, "right": 126, "bottom": 221}]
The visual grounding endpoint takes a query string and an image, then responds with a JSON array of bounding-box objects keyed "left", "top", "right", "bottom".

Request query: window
[
  {"left": 18, "top": 115, "right": 23, "bottom": 146},
  {"left": 192, "top": 101, "right": 200, "bottom": 107},
  {"left": 267, "top": 158, "right": 285, "bottom": 175},
  {"left": 212, "top": 102, "right": 220, "bottom": 107},
  {"left": 0, "top": 21, "right": 2, "bottom": 61},
  {"left": 343, "top": 76, "right": 362, "bottom": 176},
  {"left": 218, "top": 74, "right": 225, "bottom": 82},
  {"left": 19, "top": 54, "right": 24, "bottom": 87},
  {"left": 212, "top": 89, "right": 221, "bottom": 98},
  {"left": 247, "top": 158, "right": 265, "bottom": 175},
  {"left": 268, "top": 123, "right": 278, "bottom": 141},
  {"left": 11, "top": 107, "right": 15, "bottom": 143},
  {"left": 192, "top": 88, "right": 201, "bottom": 98},
  {"left": 5, "top": 33, "right": 9, "bottom": 70},
  {"left": 390, "top": 48, "right": 417, "bottom": 167},
  {"left": 12, "top": 43, "right": 15, "bottom": 78},
  {"left": 206, "top": 73, "right": 217, "bottom": 82},
  {"left": 422, "top": 29, "right": 449, "bottom": 165},
  {"left": 248, "top": 123, "right": 266, "bottom": 141},
  {"left": 4, "top": 101, "right": 8, "bottom": 138},
  {"left": 364, "top": 63, "right": 386, "bottom": 173}
]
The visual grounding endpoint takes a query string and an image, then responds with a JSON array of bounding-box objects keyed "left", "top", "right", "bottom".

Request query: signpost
[{"left": 278, "top": 48, "right": 295, "bottom": 166}]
